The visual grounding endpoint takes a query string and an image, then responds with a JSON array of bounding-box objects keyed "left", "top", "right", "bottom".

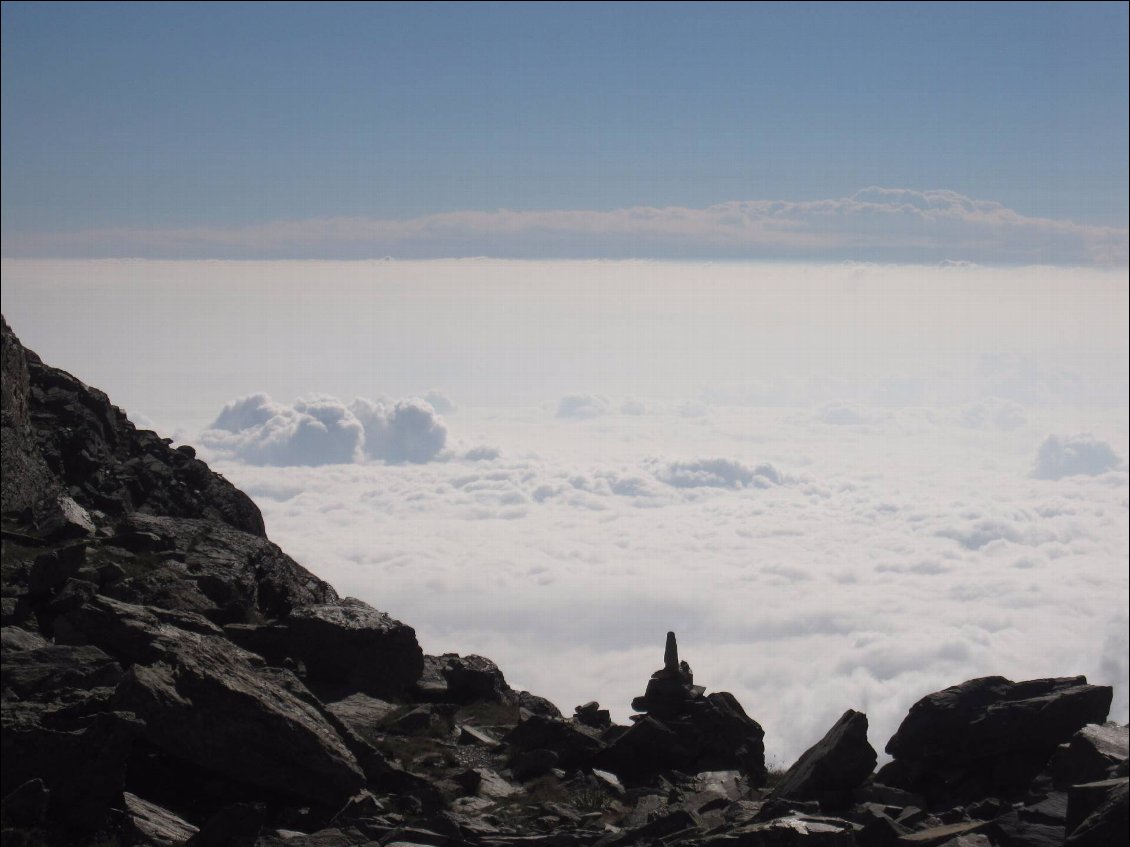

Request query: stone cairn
[{"left": 630, "top": 631, "right": 706, "bottom": 718}]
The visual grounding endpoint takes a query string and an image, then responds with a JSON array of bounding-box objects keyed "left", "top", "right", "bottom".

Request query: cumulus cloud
[
  {"left": 556, "top": 393, "right": 610, "bottom": 419},
  {"left": 349, "top": 398, "right": 448, "bottom": 463},
  {"left": 464, "top": 445, "right": 501, "bottom": 461},
  {"left": 423, "top": 390, "right": 456, "bottom": 414},
  {"left": 203, "top": 394, "right": 364, "bottom": 466},
  {"left": 201, "top": 393, "right": 447, "bottom": 466},
  {"left": 1033, "top": 434, "right": 1123, "bottom": 479},
  {"left": 817, "top": 403, "right": 876, "bottom": 426},
  {"left": 8, "top": 188, "right": 1125, "bottom": 264},
  {"left": 656, "top": 458, "right": 783, "bottom": 489},
  {"left": 959, "top": 397, "right": 1026, "bottom": 430}
]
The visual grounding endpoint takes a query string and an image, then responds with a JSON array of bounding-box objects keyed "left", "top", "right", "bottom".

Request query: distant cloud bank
[{"left": 4, "top": 188, "right": 1125, "bottom": 265}]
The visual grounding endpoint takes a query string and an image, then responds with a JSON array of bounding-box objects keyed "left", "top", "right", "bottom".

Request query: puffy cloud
[
  {"left": 423, "top": 390, "right": 456, "bottom": 414},
  {"left": 9, "top": 187, "right": 1125, "bottom": 264},
  {"left": 203, "top": 394, "right": 364, "bottom": 466},
  {"left": 556, "top": 393, "right": 610, "bottom": 419},
  {"left": 464, "top": 445, "right": 501, "bottom": 461},
  {"left": 817, "top": 403, "right": 876, "bottom": 426},
  {"left": 350, "top": 398, "right": 447, "bottom": 464},
  {"left": 201, "top": 393, "right": 446, "bottom": 466},
  {"left": 1033, "top": 434, "right": 1123, "bottom": 480},
  {"left": 620, "top": 397, "right": 648, "bottom": 415},
  {"left": 959, "top": 397, "right": 1026, "bottom": 430},
  {"left": 656, "top": 458, "right": 782, "bottom": 489}
]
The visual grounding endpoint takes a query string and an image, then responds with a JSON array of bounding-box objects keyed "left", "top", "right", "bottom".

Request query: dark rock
[
  {"left": 55, "top": 594, "right": 366, "bottom": 807},
  {"left": 278, "top": 598, "right": 423, "bottom": 698},
  {"left": 27, "top": 543, "right": 87, "bottom": 595},
  {"left": 1, "top": 641, "right": 123, "bottom": 698},
  {"left": 853, "top": 781, "right": 926, "bottom": 810},
  {"left": 103, "top": 513, "right": 337, "bottom": 623},
  {"left": 574, "top": 701, "right": 611, "bottom": 729},
  {"left": 124, "top": 791, "right": 200, "bottom": 845},
  {"left": 630, "top": 807, "right": 701, "bottom": 841},
  {"left": 417, "top": 652, "right": 513, "bottom": 704},
  {"left": 5, "top": 317, "right": 265, "bottom": 536},
  {"left": 506, "top": 714, "right": 605, "bottom": 770},
  {"left": 518, "top": 690, "right": 563, "bottom": 719},
  {"left": 1049, "top": 722, "right": 1128, "bottom": 788},
  {"left": 1020, "top": 791, "right": 1068, "bottom": 825},
  {"left": 0, "top": 626, "right": 48, "bottom": 652},
  {"left": 1066, "top": 777, "right": 1128, "bottom": 835},
  {"left": 459, "top": 724, "right": 501, "bottom": 748},
  {"left": 188, "top": 802, "right": 268, "bottom": 846},
  {"left": 2, "top": 316, "right": 60, "bottom": 516},
  {"left": 899, "top": 820, "right": 990, "bottom": 845},
  {"left": 511, "top": 748, "right": 560, "bottom": 781},
  {"left": 1065, "top": 777, "right": 1128, "bottom": 845},
  {"left": 2, "top": 704, "right": 143, "bottom": 831},
  {"left": 883, "top": 676, "right": 1113, "bottom": 805},
  {"left": 705, "top": 814, "right": 858, "bottom": 845},
  {"left": 36, "top": 496, "right": 96, "bottom": 541},
  {"left": 988, "top": 810, "right": 1064, "bottom": 846},
  {"left": 0, "top": 778, "right": 50, "bottom": 828},
  {"left": 772, "top": 709, "right": 877, "bottom": 806},
  {"left": 323, "top": 692, "right": 399, "bottom": 743}
]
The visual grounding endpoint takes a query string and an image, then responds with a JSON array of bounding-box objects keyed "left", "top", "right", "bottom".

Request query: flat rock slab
[{"left": 124, "top": 792, "right": 199, "bottom": 846}]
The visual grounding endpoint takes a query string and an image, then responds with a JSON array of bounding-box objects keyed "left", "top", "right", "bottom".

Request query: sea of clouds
[{"left": 2, "top": 258, "right": 1126, "bottom": 764}]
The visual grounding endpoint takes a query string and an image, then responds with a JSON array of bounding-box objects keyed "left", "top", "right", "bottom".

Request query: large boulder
[
  {"left": 416, "top": 653, "right": 514, "bottom": 704},
  {"left": 596, "top": 692, "right": 767, "bottom": 784},
  {"left": 772, "top": 709, "right": 877, "bottom": 806},
  {"left": 1, "top": 618, "right": 141, "bottom": 832},
  {"left": 228, "top": 597, "right": 423, "bottom": 699},
  {"left": 504, "top": 713, "right": 606, "bottom": 770},
  {"left": 97, "top": 513, "right": 337, "bottom": 623},
  {"left": 881, "top": 676, "right": 1112, "bottom": 805},
  {"left": 55, "top": 594, "right": 366, "bottom": 807},
  {"left": 1049, "top": 723, "right": 1129, "bottom": 788}
]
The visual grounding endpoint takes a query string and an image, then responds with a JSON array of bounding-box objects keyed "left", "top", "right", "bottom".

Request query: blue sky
[{"left": 2, "top": 2, "right": 1127, "bottom": 261}]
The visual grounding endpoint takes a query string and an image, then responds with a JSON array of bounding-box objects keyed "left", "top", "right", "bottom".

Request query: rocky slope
[{"left": 1, "top": 314, "right": 1126, "bottom": 847}]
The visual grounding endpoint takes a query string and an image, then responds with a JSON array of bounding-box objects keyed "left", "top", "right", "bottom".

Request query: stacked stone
[{"left": 630, "top": 631, "right": 706, "bottom": 718}]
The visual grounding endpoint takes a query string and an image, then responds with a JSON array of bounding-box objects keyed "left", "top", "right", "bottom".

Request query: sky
[
  {"left": 2, "top": 2, "right": 1128, "bottom": 262},
  {"left": 1, "top": 3, "right": 1128, "bottom": 765}
]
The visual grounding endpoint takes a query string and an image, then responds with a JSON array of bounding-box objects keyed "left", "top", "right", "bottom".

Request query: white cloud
[
  {"left": 817, "top": 403, "right": 877, "bottom": 426},
  {"left": 6, "top": 188, "right": 1125, "bottom": 264},
  {"left": 620, "top": 397, "right": 648, "bottom": 415},
  {"left": 655, "top": 458, "right": 783, "bottom": 489},
  {"left": 203, "top": 394, "right": 364, "bottom": 466},
  {"left": 424, "top": 390, "right": 456, "bottom": 414},
  {"left": 556, "top": 393, "right": 610, "bottom": 419},
  {"left": 1033, "top": 434, "right": 1123, "bottom": 479},
  {"left": 959, "top": 397, "right": 1027, "bottom": 430},
  {"left": 349, "top": 398, "right": 448, "bottom": 464},
  {"left": 201, "top": 394, "right": 447, "bottom": 466},
  {"left": 464, "top": 445, "right": 501, "bottom": 461}
]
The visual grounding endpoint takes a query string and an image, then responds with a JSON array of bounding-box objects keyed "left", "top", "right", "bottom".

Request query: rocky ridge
[{"left": 1, "top": 314, "right": 1126, "bottom": 847}]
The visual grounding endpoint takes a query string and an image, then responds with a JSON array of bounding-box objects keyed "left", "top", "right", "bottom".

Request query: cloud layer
[
  {"left": 5, "top": 188, "right": 1126, "bottom": 264},
  {"left": 202, "top": 393, "right": 447, "bottom": 466},
  {"left": 198, "top": 402, "right": 1128, "bottom": 765}
]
